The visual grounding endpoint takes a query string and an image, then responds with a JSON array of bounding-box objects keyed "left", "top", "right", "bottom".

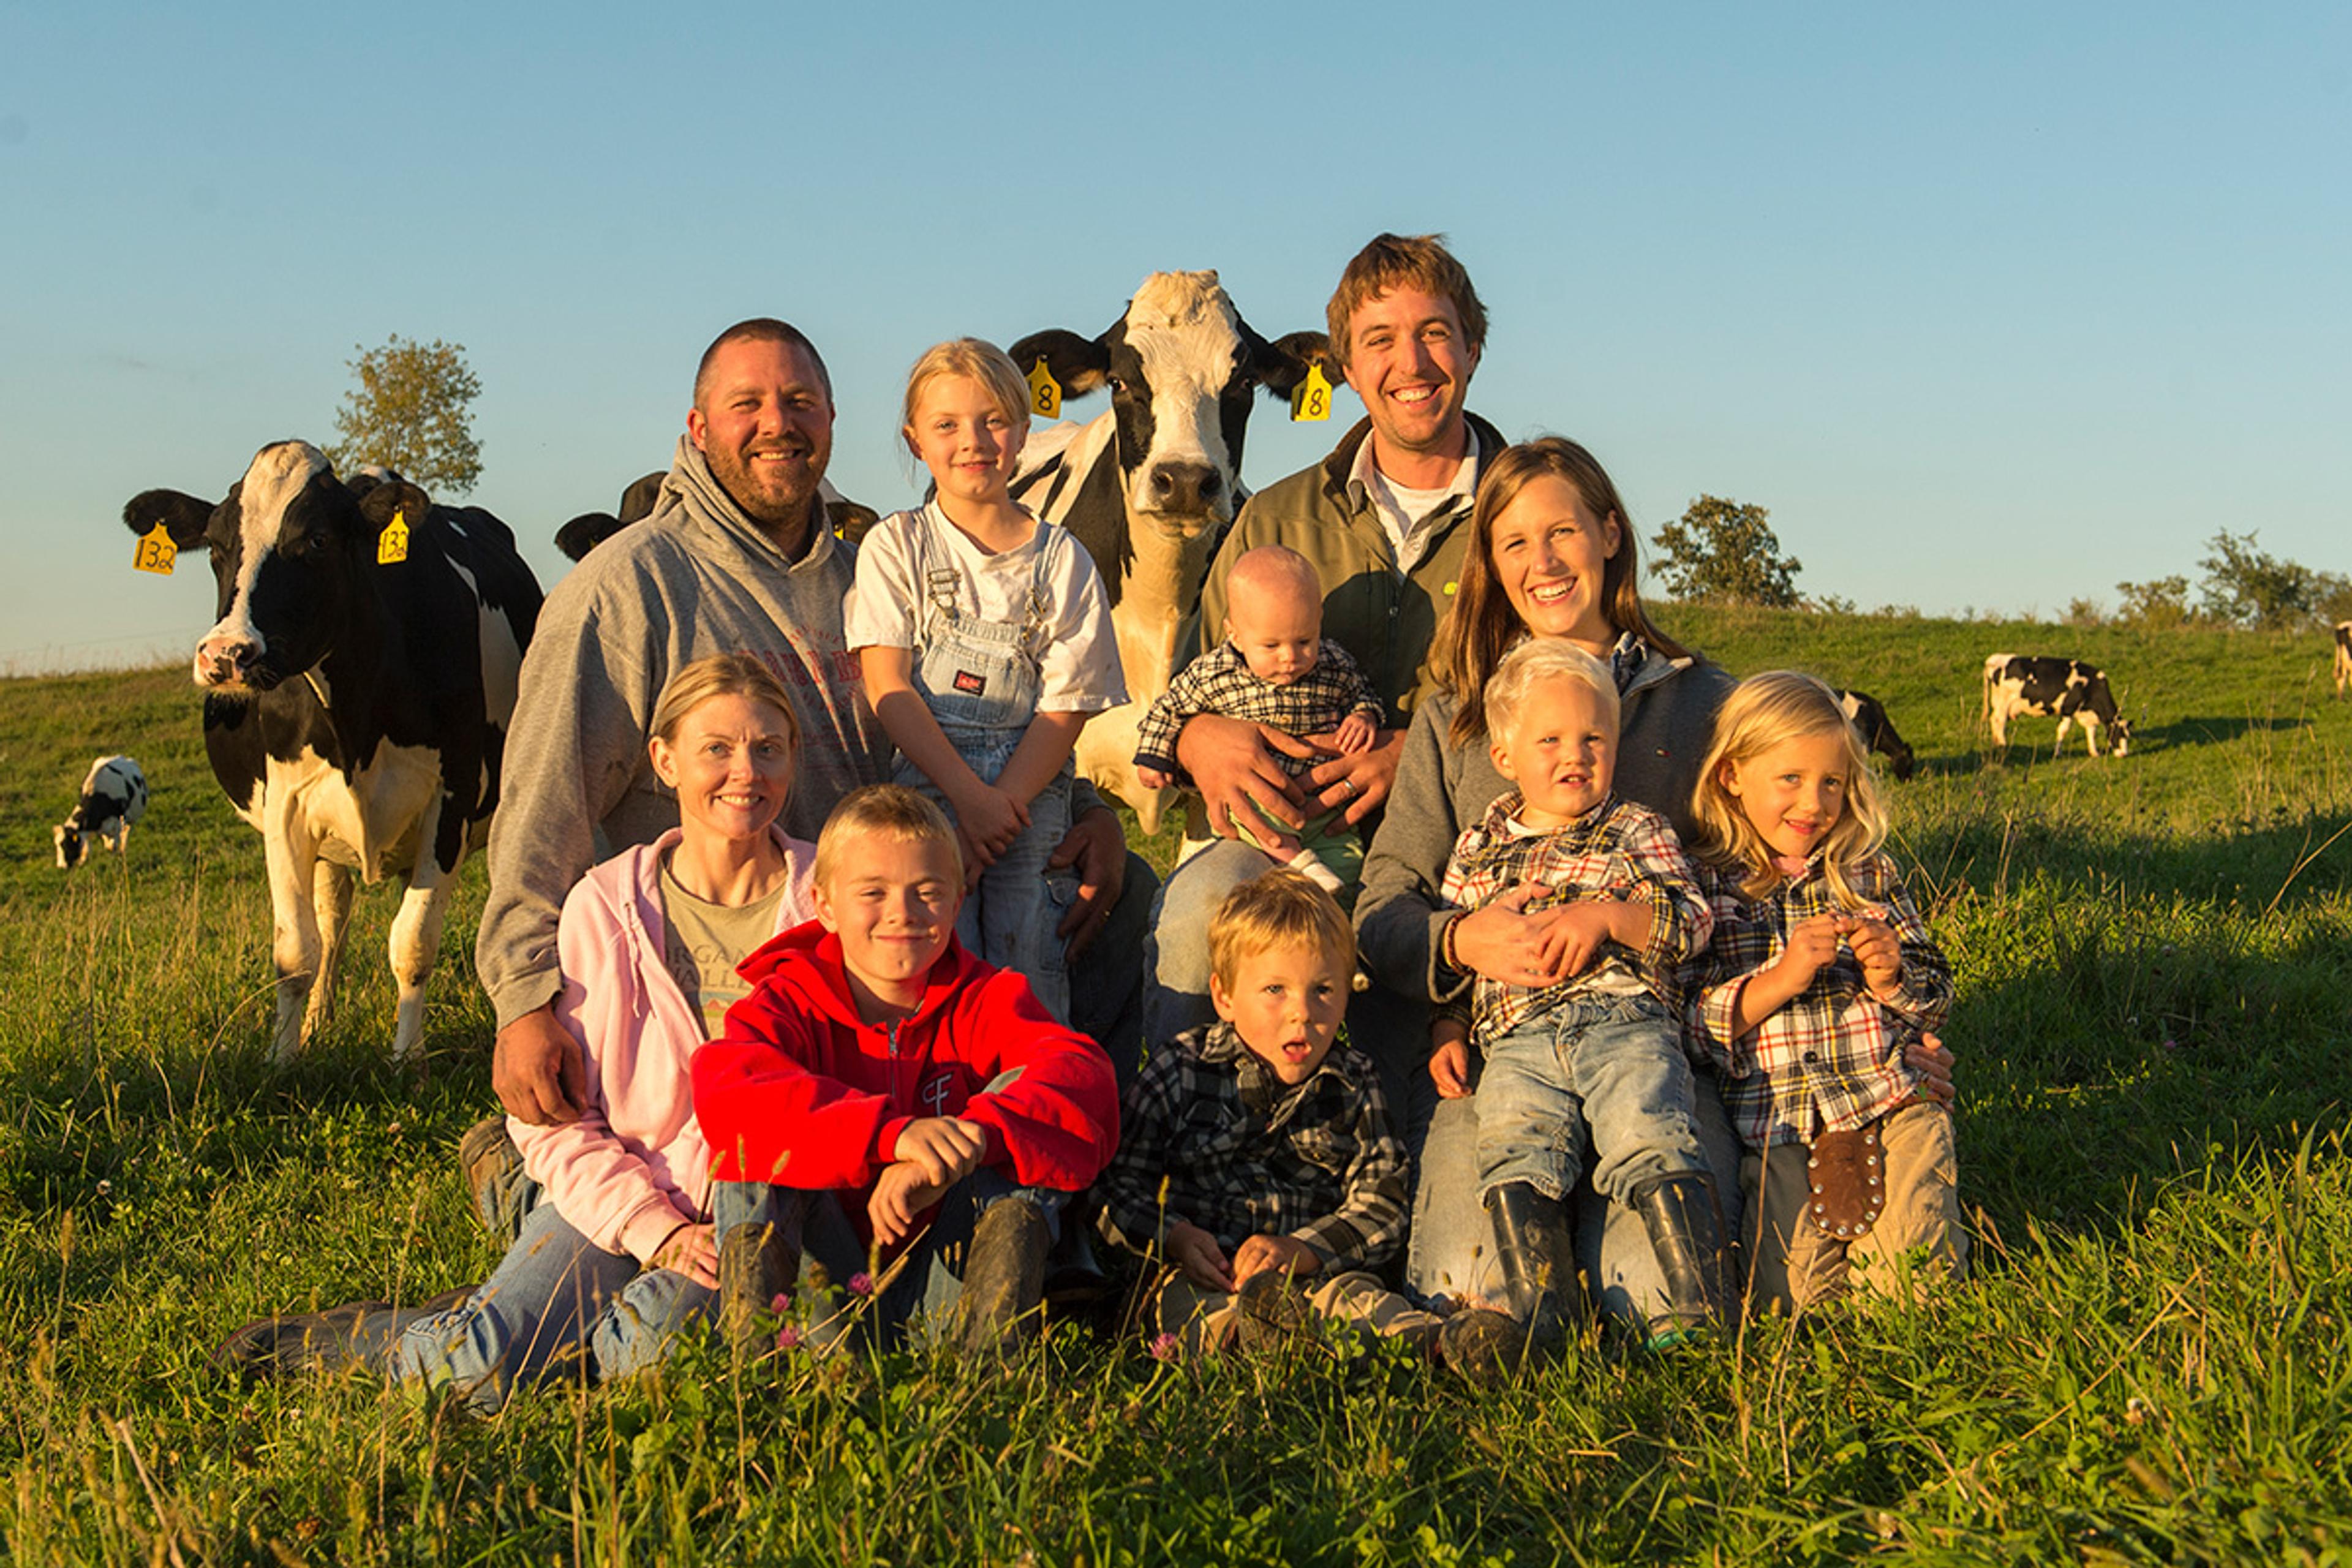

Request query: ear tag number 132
[
  {"left": 1290, "top": 364, "right": 1333, "bottom": 423},
  {"left": 377, "top": 510, "right": 410, "bottom": 565},
  {"left": 1027, "top": 359, "right": 1061, "bottom": 421},
  {"left": 132, "top": 523, "right": 178, "bottom": 575}
]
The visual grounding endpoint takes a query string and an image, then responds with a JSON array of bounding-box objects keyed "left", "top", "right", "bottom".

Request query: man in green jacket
[{"left": 1147, "top": 233, "right": 1501, "bottom": 1045}]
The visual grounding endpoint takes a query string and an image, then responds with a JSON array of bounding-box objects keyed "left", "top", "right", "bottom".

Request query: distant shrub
[
  {"left": 1808, "top": 594, "right": 1858, "bottom": 616},
  {"left": 2065, "top": 596, "right": 2106, "bottom": 628},
  {"left": 2197, "top": 530, "right": 2349, "bottom": 632},
  {"left": 2116, "top": 575, "right": 2196, "bottom": 631},
  {"left": 1651, "top": 495, "right": 1803, "bottom": 608}
]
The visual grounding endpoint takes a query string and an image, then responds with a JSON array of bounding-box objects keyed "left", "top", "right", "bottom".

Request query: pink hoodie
[{"left": 510, "top": 827, "right": 818, "bottom": 1264}]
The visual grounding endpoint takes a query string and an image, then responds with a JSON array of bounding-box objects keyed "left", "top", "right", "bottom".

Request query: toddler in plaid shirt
[
  {"left": 1098, "top": 871, "right": 1505, "bottom": 1370},
  {"left": 1430, "top": 639, "right": 1733, "bottom": 1344},
  {"left": 1681, "top": 671, "right": 1962, "bottom": 1314},
  {"left": 1133, "top": 545, "right": 1384, "bottom": 896}
]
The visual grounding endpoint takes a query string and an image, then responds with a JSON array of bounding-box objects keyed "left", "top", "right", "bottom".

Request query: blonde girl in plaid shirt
[{"left": 1683, "top": 671, "right": 1965, "bottom": 1313}]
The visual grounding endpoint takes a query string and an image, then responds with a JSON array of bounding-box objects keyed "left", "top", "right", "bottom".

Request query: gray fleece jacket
[
  {"left": 475, "top": 436, "right": 892, "bottom": 1029},
  {"left": 1354, "top": 646, "right": 1736, "bottom": 1012}
]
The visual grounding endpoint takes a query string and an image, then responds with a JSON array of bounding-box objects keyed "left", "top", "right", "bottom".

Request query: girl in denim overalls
[{"left": 845, "top": 338, "right": 1127, "bottom": 1020}]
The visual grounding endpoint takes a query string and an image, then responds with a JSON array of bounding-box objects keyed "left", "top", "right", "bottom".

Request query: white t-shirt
[{"left": 843, "top": 504, "right": 1129, "bottom": 715}]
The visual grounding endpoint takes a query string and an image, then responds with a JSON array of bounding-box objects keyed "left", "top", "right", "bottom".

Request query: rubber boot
[
  {"left": 1630, "top": 1172, "right": 1738, "bottom": 1336},
  {"left": 718, "top": 1203, "right": 805, "bottom": 1359},
  {"left": 957, "top": 1197, "right": 1050, "bottom": 1359},
  {"left": 1484, "top": 1182, "right": 1585, "bottom": 1359}
]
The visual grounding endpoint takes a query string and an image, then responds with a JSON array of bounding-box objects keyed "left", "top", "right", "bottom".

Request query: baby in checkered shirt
[{"left": 1133, "top": 545, "right": 1384, "bottom": 896}]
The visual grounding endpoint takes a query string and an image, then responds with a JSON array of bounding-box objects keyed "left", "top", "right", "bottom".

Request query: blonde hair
[
  {"left": 1207, "top": 870, "right": 1356, "bottom": 993},
  {"left": 650, "top": 653, "right": 802, "bottom": 755},
  {"left": 1688, "top": 671, "right": 1889, "bottom": 906},
  {"left": 812, "top": 783, "right": 964, "bottom": 891},
  {"left": 1483, "top": 638, "right": 1619, "bottom": 739},
  {"left": 1325, "top": 233, "right": 1488, "bottom": 369},
  {"left": 900, "top": 337, "right": 1032, "bottom": 453}
]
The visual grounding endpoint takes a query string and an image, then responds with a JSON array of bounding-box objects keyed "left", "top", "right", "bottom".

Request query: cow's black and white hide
[
  {"left": 55, "top": 755, "right": 149, "bottom": 869},
  {"left": 121, "top": 440, "right": 543, "bottom": 1061},
  {"left": 1836, "top": 689, "right": 1917, "bottom": 782},
  {"left": 2332, "top": 621, "right": 2350, "bottom": 699},
  {"left": 1005, "top": 270, "right": 1336, "bottom": 832},
  {"left": 1981, "top": 653, "right": 2132, "bottom": 758}
]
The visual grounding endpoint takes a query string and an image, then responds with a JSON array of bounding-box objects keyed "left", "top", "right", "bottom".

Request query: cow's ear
[
  {"left": 1254, "top": 331, "right": 1341, "bottom": 400},
  {"left": 121, "top": 489, "right": 219, "bottom": 548},
  {"left": 617, "top": 470, "right": 667, "bottom": 525},
  {"left": 358, "top": 477, "right": 432, "bottom": 535},
  {"left": 1005, "top": 330, "right": 1110, "bottom": 399}
]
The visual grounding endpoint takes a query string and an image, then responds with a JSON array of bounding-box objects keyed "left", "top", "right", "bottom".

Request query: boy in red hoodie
[{"left": 693, "top": 785, "right": 1119, "bottom": 1356}]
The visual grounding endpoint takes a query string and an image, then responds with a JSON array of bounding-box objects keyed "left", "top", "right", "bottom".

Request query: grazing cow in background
[
  {"left": 1836, "top": 689, "right": 1917, "bottom": 781},
  {"left": 1007, "top": 270, "right": 1336, "bottom": 831},
  {"left": 1982, "top": 652, "right": 2133, "bottom": 758},
  {"left": 2334, "top": 621, "right": 2350, "bottom": 698},
  {"left": 554, "top": 472, "right": 876, "bottom": 562},
  {"left": 121, "top": 441, "right": 543, "bottom": 1062},
  {"left": 55, "top": 755, "right": 149, "bottom": 869}
]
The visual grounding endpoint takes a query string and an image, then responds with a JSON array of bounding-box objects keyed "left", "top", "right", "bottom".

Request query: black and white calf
[
  {"left": 122, "top": 442, "right": 543, "bottom": 1061},
  {"left": 1836, "top": 689, "right": 1917, "bottom": 782},
  {"left": 1981, "top": 653, "right": 2132, "bottom": 758},
  {"left": 55, "top": 755, "right": 149, "bottom": 869},
  {"left": 1007, "top": 271, "right": 1335, "bottom": 832},
  {"left": 2332, "top": 621, "right": 2350, "bottom": 699}
]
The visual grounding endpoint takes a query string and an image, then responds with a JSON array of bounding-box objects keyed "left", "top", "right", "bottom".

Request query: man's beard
[{"left": 709, "top": 442, "right": 821, "bottom": 529}]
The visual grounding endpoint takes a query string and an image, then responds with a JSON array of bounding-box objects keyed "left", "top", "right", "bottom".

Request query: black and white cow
[
  {"left": 2332, "top": 620, "right": 2350, "bottom": 699},
  {"left": 55, "top": 755, "right": 149, "bottom": 869},
  {"left": 554, "top": 470, "right": 667, "bottom": 562},
  {"left": 1836, "top": 689, "right": 1916, "bottom": 782},
  {"left": 1982, "top": 653, "right": 2132, "bottom": 758},
  {"left": 122, "top": 441, "right": 543, "bottom": 1061},
  {"left": 1007, "top": 270, "right": 1336, "bottom": 832}
]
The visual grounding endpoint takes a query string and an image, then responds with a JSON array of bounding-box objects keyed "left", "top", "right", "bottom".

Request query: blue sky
[{"left": 2, "top": 1, "right": 2345, "bottom": 672}]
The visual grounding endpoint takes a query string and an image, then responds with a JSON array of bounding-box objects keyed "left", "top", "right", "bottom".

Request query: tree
[
  {"left": 1650, "top": 494, "right": 1803, "bottom": 608},
  {"left": 2195, "top": 529, "right": 2348, "bottom": 632},
  {"left": 326, "top": 335, "right": 483, "bottom": 494}
]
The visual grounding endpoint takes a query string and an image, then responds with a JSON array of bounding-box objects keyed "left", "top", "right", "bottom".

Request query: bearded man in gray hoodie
[{"left": 477, "top": 319, "right": 1147, "bottom": 1126}]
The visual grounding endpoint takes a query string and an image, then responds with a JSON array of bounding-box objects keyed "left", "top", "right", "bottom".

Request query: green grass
[{"left": 3, "top": 609, "right": 2349, "bottom": 1565}]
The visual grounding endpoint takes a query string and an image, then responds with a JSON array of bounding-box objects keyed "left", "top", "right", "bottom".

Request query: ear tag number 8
[
  {"left": 132, "top": 522, "right": 178, "bottom": 576},
  {"left": 377, "top": 510, "right": 410, "bottom": 566},
  {"left": 1027, "top": 359, "right": 1062, "bottom": 421},
  {"left": 1290, "top": 364, "right": 1333, "bottom": 423}
]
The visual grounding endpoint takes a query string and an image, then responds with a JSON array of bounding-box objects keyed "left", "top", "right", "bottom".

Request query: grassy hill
[{"left": 1, "top": 610, "right": 2348, "bottom": 1565}]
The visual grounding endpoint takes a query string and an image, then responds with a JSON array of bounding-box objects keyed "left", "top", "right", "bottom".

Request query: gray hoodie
[{"left": 475, "top": 435, "right": 892, "bottom": 1029}]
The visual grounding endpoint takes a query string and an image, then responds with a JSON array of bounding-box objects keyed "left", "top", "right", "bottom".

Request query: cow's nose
[
  {"left": 195, "top": 635, "right": 258, "bottom": 679},
  {"left": 1145, "top": 460, "right": 1220, "bottom": 513}
]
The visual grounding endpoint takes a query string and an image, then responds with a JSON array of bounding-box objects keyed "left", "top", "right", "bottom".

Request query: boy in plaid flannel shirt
[
  {"left": 1098, "top": 870, "right": 1507, "bottom": 1369},
  {"left": 1133, "top": 545, "right": 1385, "bottom": 897},
  {"left": 1679, "top": 671, "right": 1962, "bottom": 1314},
  {"left": 1428, "top": 639, "right": 1733, "bottom": 1344}
]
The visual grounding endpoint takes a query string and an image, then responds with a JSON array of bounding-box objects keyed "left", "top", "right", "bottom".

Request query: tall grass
[{"left": 2, "top": 610, "right": 2347, "bottom": 1564}]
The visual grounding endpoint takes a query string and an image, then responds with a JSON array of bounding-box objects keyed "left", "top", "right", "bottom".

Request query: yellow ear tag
[
  {"left": 377, "top": 510, "right": 410, "bottom": 565},
  {"left": 131, "top": 523, "right": 178, "bottom": 576},
  {"left": 1027, "top": 358, "right": 1062, "bottom": 421},
  {"left": 1289, "top": 364, "right": 1334, "bottom": 423}
]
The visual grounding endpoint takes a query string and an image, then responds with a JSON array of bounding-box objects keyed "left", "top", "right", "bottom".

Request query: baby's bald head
[{"left": 1224, "top": 546, "right": 1326, "bottom": 687}]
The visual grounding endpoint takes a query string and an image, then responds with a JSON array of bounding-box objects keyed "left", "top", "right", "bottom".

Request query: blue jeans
[
  {"left": 1475, "top": 992, "right": 1707, "bottom": 1204},
  {"left": 710, "top": 1170, "right": 1063, "bottom": 1351},
  {"left": 386, "top": 1196, "right": 712, "bottom": 1415},
  {"left": 896, "top": 745, "right": 1073, "bottom": 1023}
]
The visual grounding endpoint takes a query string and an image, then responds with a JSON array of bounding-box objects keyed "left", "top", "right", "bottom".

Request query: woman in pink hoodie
[{"left": 217, "top": 655, "right": 820, "bottom": 1411}]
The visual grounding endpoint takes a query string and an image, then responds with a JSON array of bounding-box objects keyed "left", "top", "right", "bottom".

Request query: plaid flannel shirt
[
  {"left": 1681, "top": 854, "right": 1953, "bottom": 1148},
  {"left": 1439, "top": 793, "right": 1713, "bottom": 1043},
  {"left": 1132, "top": 639, "right": 1386, "bottom": 782},
  {"left": 1095, "top": 1022, "right": 1409, "bottom": 1271}
]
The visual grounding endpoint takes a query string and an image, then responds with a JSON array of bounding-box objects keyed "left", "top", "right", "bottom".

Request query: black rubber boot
[
  {"left": 718, "top": 1202, "right": 805, "bottom": 1360},
  {"left": 957, "top": 1198, "right": 1050, "bottom": 1359},
  {"left": 1484, "top": 1182, "right": 1585, "bottom": 1357},
  {"left": 1630, "top": 1172, "right": 1738, "bottom": 1336}
]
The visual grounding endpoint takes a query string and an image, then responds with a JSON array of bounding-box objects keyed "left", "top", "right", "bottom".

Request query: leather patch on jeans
[{"left": 1806, "top": 1101, "right": 1908, "bottom": 1239}]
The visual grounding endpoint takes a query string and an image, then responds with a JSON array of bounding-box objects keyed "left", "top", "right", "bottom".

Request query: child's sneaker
[
  {"left": 957, "top": 1198, "right": 1049, "bottom": 1358},
  {"left": 1234, "top": 1271, "right": 1317, "bottom": 1352},
  {"left": 1281, "top": 848, "right": 1347, "bottom": 896}
]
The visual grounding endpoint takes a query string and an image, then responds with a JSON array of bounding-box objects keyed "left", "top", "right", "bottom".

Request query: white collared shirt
[{"left": 1346, "top": 429, "right": 1479, "bottom": 575}]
